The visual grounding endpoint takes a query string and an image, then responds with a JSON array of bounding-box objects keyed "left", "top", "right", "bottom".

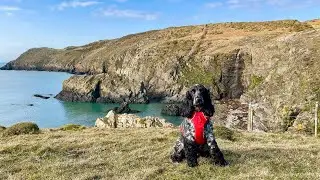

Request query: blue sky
[{"left": 0, "top": 0, "right": 319, "bottom": 62}]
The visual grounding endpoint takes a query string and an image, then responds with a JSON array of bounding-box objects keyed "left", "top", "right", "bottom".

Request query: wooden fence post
[
  {"left": 315, "top": 102, "right": 319, "bottom": 137},
  {"left": 248, "top": 103, "right": 253, "bottom": 131}
]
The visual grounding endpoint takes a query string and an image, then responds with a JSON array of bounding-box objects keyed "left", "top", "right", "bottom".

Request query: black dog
[{"left": 171, "top": 84, "right": 228, "bottom": 167}]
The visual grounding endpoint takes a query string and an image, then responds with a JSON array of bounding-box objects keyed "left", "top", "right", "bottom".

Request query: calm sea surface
[{"left": 0, "top": 63, "right": 183, "bottom": 128}]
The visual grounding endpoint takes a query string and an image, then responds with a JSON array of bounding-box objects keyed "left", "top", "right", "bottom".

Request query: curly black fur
[
  {"left": 172, "top": 84, "right": 228, "bottom": 167},
  {"left": 171, "top": 136, "right": 228, "bottom": 167},
  {"left": 183, "top": 137, "right": 199, "bottom": 167}
]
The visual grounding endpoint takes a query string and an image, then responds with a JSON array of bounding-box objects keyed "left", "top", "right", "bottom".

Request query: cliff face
[{"left": 1, "top": 20, "right": 319, "bottom": 131}]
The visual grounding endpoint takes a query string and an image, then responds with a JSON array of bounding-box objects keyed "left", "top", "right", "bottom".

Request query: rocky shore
[
  {"left": 1, "top": 19, "right": 320, "bottom": 132},
  {"left": 95, "top": 110, "right": 174, "bottom": 129}
]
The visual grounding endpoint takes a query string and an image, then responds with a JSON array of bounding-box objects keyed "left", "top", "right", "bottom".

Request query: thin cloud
[
  {"left": 99, "top": 7, "right": 158, "bottom": 20},
  {"left": 205, "top": 0, "right": 320, "bottom": 9},
  {"left": 226, "top": 0, "right": 247, "bottom": 9},
  {"left": 205, "top": 2, "right": 223, "bottom": 8},
  {"left": 0, "top": 6, "right": 22, "bottom": 16},
  {"left": 56, "top": 0, "right": 101, "bottom": 10},
  {"left": 1, "top": 0, "right": 23, "bottom": 3},
  {"left": 114, "top": 0, "right": 128, "bottom": 2},
  {"left": 0, "top": 6, "right": 21, "bottom": 11}
]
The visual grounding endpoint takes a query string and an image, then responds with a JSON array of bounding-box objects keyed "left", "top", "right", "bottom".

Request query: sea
[{"left": 0, "top": 63, "right": 183, "bottom": 128}]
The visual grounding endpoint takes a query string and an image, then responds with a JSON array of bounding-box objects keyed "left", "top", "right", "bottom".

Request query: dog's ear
[
  {"left": 185, "top": 90, "right": 192, "bottom": 100},
  {"left": 202, "top": 88, "right": 215, "bottom": 117},
  {"left": 181, "top": 90, "right": 194, "bottom": 118}
]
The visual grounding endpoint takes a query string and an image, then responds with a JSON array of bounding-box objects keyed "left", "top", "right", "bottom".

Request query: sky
[{"left": 0, "top": 0, "right": 319, "bottom": 62}]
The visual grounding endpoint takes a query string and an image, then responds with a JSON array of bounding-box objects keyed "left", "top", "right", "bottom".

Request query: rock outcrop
[
  {"left": 2, "top": 20, "right": 320, "bottom": 132},
  {"left": 95, "top": 110, "right": 174, "bottom": 128},
  {"left": 112, "top": 101, "right": 140, "bottom": 114},
  {"left": 287, "top": 111, "right": 314, "bottom": 135},
  {"left": 54, "top": 75, "right": 150, "bottom": 103},
  {"left": 161, "top": 104, "right": 183, "bottom": 116}
]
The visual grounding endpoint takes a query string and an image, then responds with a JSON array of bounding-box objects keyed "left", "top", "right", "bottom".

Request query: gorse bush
[
  {"left": 214, "top": 126, "right": 236, "bottom": 141},
  {"left": 2, "top": 122, "right": 39, "bottom": 136}
]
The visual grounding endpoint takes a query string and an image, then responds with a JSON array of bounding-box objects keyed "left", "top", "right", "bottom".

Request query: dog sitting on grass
[{"left": 171, "top": 84, "right": 228, "bottom": 167}]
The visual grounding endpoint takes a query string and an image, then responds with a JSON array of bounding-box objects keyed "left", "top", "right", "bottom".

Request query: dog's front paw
[
  {"left": 218, "top": 160, "right": 229, "bottom": 167},
  {"left": 187, "top": 161, "right": 198, "bottom": 168},
  {"left": 213, "top": 158, "right": 229, "bottom": 167},
  {"left": 171, "top": 154, "right": 184, "bottom": 163}
]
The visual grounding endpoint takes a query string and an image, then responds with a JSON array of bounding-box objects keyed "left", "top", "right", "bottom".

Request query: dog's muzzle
[{"left": 193, "top": 97, "right": 204, "bottom": 106}]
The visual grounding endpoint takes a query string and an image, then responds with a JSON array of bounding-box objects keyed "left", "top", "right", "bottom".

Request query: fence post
[
  {"left": 248, "top": 102, "right": 253, "bottom": 131},
  {"left": 315, "top": 102, "right": 319, "bottom": 137}
]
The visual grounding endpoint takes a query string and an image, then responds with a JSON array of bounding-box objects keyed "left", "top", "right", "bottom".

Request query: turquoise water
[{"left": 0, "top": 63, "right": 183, "bottom": 128}]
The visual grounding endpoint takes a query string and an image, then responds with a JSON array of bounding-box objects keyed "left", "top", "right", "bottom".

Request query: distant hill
[
  {"left": 306, "top": 19, "right": 320, "bottom": 29},
  {"left": 1, "top": 19, "right": 319, "bottom": 132}
]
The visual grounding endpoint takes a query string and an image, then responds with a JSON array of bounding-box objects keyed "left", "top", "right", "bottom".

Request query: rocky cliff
[{"left": 1, "top": 19, "right": 320, "bottom": 131}]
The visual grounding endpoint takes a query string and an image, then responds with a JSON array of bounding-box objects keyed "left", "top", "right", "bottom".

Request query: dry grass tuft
[
  {"left": 306, "top": 19, "right": 320, "bottom": 29},
  {"left": 0, "top": 126, "right": 6, "bottom": 132},
  {"left": 1, "top": 122, "right": 39, "bottom": 137},
  {"left": 0, "top": 128, "right": 320, "bottom": 179}
]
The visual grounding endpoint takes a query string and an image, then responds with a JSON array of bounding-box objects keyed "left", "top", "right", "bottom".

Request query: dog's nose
[{"left": 194, "top": 97, "right": 203, "bottom": 105}]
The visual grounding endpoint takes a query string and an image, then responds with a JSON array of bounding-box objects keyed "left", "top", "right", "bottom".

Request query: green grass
[
  {"left": 249, "top": 75, "right": 264, "bottom": 90},
  {"left": 60, "top": 124, "right": 86, "bottom": 131},
  {"left": 0, "top": 128, "right": 320, "bottom": 179},
  {"left": 214, "top": 126, "right": 236, "bottom": 141},
  {"left": 179, "top": 61, "right": 217, "bottom": 87},
  {"left": 221, "top": 20, "right": 313, "bottom": 32}
]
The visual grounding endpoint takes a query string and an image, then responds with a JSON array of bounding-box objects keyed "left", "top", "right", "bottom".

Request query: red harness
[
  {"left": 192, "top": 112, "right": 208, "bottom": 144},
  {"left": 180, "top": 111, "right": 208, "bottom": 145},
  {"left": 180, "top": 112, "right": 208, "bottom": 144}
]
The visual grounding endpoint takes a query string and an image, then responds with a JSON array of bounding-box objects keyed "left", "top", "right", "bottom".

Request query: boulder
[
  {"left": 143, "top": 116, "right": 174, "bottom": 128},
  {"left": 111, "top": 101, "right": 140, "bottom": 114},
  {"left": 34, "top": 94, "right": 50, "bottom": 99},
  {"left": 225, "top": 109, "right": 248, "bottom": 130},
  {"left": 95, "top": 110, "right": 174, "bottom": 129},
  {"left": 95, "top": 110, "right": 118, "bottom": 128},
  {"left": 288, "top": 111, "right": 314, "bottom": 135},
  {"left": 161, "top": 104, "right": 182, "bottom": 116}
]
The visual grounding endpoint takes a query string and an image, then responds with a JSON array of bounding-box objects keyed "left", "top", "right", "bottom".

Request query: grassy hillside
[
  {"left": 1, "top": 128, "right": 320, "bottom": 179},
  {"left": 307, "top": 19, "right": 320, "bottom": 29}
]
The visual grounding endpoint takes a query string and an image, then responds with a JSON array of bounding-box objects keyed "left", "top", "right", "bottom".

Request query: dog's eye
[{"left": 191, "top": 89, "right": 195, "bottom": 93}]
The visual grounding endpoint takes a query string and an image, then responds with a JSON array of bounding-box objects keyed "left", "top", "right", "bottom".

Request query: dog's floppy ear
[
  {"left": 181, "top": 90, "right": 194, "bottom": 118},
  {"left": 202, "top": 88, "right": 215, "bottom": 117}
]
